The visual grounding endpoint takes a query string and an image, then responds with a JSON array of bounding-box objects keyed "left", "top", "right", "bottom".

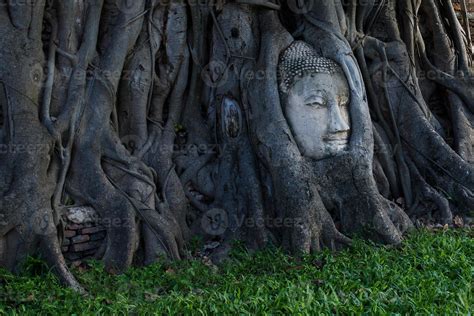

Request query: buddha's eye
[
  {"left": 307, "top": 101, "right": 324, "bottom": 108},
  {"left": 305, "top": 96, "right": 326, "bottom": 108}
]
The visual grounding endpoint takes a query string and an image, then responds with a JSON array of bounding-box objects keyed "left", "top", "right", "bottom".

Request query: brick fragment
[
  {"left": 71, "top": 241, "right": 102, "bottom": 252},
  {"left": 72, "top": 235, "right": 90, "bottom": 243},
  {"left": 64, "top": 230, "right": 77, "bottom": 238},
  {"left": 81, "top": 226, "right": 106, "bottom": 235}
]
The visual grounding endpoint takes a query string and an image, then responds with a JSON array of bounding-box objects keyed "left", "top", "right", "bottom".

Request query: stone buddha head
[{"left": 278, "top": 41, "right": 351, "bottom": 160}]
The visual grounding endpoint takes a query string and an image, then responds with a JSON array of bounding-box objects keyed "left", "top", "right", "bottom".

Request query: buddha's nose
[{"left": 328, "top": 102, "right": 350, "bottom": 134}]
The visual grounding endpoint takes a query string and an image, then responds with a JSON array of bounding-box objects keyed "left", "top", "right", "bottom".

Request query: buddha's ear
[{"left": 337, "top": 55, "right": 373, "bottom": 154}]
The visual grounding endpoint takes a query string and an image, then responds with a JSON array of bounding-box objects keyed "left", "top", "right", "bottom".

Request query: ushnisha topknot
[{"left": 278, "top": 41, "right": 343, "bottom": 93}]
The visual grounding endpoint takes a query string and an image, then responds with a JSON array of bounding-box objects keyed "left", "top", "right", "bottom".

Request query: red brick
[
  {"left": 66, "top": 224, "right": 83, "bottom": 230},
  {"left": 81, "top": 226, "right": 106, "bottom": 235},
  {"left": 64, "top": 230, "right": 77, "bottom": 238},
  {"left": 71, "top": 241, "right": 102, "bottom": 252},
  {"left": 72, "top": 235, "right": 90, "bottom": 243}
]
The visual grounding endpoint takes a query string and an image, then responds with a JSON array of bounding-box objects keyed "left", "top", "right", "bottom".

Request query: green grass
[{"left": 0, "top": 229, "right": 473, "bottom": 315}]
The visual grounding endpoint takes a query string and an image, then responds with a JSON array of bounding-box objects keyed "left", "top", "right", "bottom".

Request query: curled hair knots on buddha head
[{"left": 278, "top": 41, "right": 344, "bottom": 93}]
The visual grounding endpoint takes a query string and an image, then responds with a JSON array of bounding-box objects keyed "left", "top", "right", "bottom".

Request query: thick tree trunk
[{"left": 0, "top": 0, "right": 472, "bottom": 291}]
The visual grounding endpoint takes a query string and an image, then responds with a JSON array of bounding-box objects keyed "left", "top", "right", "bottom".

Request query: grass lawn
[{"left": 0, "top": 229, "right": 473, "bottom": 315}]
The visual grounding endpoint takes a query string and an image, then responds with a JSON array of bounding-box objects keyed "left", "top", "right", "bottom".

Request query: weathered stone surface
[
  {"left": 65, "top": 206, "right": 99, "bottom": 224},
  {"left": 90, "top": 232, "right": 106, "bottom": 241}
]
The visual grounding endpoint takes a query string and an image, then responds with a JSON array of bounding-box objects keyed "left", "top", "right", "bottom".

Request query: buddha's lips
[{"left": 323, "top": 136, "right": 349, "bottom": 143}]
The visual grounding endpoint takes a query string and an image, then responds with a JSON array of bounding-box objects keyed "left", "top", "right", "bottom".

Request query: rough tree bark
[{"left": 0, "top": 0, "right": 472, "bottom": 291}]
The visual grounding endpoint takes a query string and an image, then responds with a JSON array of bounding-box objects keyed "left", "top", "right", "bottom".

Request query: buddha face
[{"left": 283, "top": 71, "right": 351, "bottom": 160}]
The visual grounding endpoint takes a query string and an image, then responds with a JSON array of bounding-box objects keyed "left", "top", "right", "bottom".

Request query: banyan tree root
[
  {"left": 63, "top": 1, "right": 186, "bottom": 273},
  {"left": 0, "top": 0, "right": 472, "bottom": 291},
  {"left": 357, "top": 1, "right": 474, "bottom": 220}
]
